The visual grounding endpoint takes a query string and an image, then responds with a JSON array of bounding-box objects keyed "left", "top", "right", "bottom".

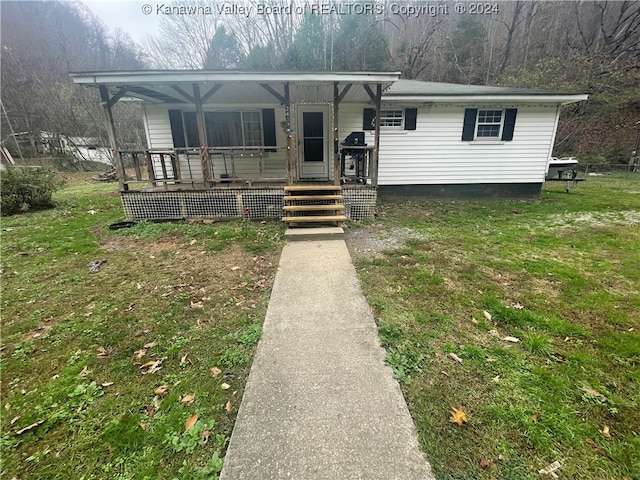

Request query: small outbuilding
[{"left": 70, "top": 70, "right": 587, "bottom": 222}]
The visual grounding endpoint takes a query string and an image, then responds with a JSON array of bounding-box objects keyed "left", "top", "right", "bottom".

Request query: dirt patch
[{"left": 344, "top": 225, "right": 425, "bottom": 260}]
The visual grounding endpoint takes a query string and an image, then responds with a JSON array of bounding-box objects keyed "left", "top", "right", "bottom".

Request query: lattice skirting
[{"left": 121, "top": 186, "right": 377, "bottom": 221}]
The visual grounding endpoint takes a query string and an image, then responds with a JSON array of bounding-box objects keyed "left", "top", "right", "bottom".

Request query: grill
[{"left": 340, "top": 131, "right": 368, "bottom": 183}]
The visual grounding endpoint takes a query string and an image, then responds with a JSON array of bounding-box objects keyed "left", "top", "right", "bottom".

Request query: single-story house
[{"left": 70, "top": 70, "right": 587, "bottom": 222}]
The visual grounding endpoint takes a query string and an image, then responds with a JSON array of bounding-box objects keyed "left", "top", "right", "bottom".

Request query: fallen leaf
[
  {"left": 538, "top": 459, "right": 564, "bottom": 478},
  {"left": 512, "top": 302, "right": 525, "bottom": 310},
  {"left": 79, "top": 365, "right": 91, "bottom": 377},
  {"left": 221, "top": 383, "right": 230, "bottom": 390},
  {"left": 15, "top": 419, "right": 45, "bottom": 435},
  {"left": 225, "top": 400, "right": 232, "bottom": 412},
  {"left": 440, "top": 370, "right": 450, "bottom": 377},
  {"left": 580, "top": 387, "right": 607, "bottom": 401},
  {"left": 144, "top": 341, "right": 157, "bottom": 349},
  {"left": 180, "top": 354, "right": 191, "bottom": 366},
  {"left": 181, "top": 395, "right": 195, "bottom": 404},
  {"left": 447, "top": 352, "right": 463, "bottom": 364},
  {"left": 502, "top": 336, "right": 521, "bottom": 343},
  {"left": 483, "top": 310, "right": 492, "bottom": 321},
  {"left": 190, "top": 301, "right": 204, "bottom": 309},
  {"left": 470, "top": 316, "right": 478, "bottom": 325},
  {"left": 449, "top": 407, "right": 468, "bottom": 426},
  {"left": 139, "top": 423, "right": 147, "bottom": 431},
  {"left": 10, "top": 416, "right": 20, "bottom": 425},
  {"left": 201, "top": 430, "right": 210, "bottom": 443},
  {"left": 96, "top": 347, "right": 109, "bottom": 357},
  {"left": 189, "top": 239, "right": 197, "bottom": 245},
  {"left": 140, "top": 359, "right": 163, "bottom": 375},
  {"left": 492, "top": 375, "right": 500, "bottom": 383},
  {"left": 134, "top": 349, "right": 147, "bottom": 359},
  {"left": 210, "top": 367, "right": 222, "bottom": 377},
  {"left": 488, "top": 329, "right": 500, "bottom": 337},
  {"left": 531, "top": 414, "right": 538, "bottom": 423},
  {"left": 601, "top": 425, "right": 611, "bottom": 438},
  {"left": 4, "top": 404, "right": 10, "bottom": 410},
  {"left": 101, "top": 382, "right": 115, "bottom": 387},
  {"left": 230, "top": 266, "right": 240, "bottom": 271},
  {"left": 185, "top": 414, "right": 198, "bottom": 432},
  {"left": 154, "top": 385, "right": 168, "bottom": 396},
  {"left": 498, "top": 454, "right": 506, "bottom": 461},
  {"left": 480, "top": 459, "right": 490, "bottom": 469}
]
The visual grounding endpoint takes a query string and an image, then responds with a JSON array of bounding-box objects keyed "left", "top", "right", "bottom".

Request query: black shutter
[
  {"left": 462, "top": 108, "right": 477, "bottom": 141},
  {"left": 168, "top": 109, "right": 186, "bottom": 148},
  {"left": 404, "top": 108, "right": 417, "bottom": 130},
  {"left": 183, "top": 112, "right": 199, "bottom": 147},
  {"left": 501, "top": 108, "right": 517, "bottom": 141},
  {"left": 363, "top": 108, "right": 376, "bottom": 130},
  {"left": 262, "top": 109, "right": 277, "bottom": 148}
]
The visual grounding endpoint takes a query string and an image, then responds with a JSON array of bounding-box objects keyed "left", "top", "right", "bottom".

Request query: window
[
  {"left": 461, "top": 108, "right": 517, "bottom": 142},
  {"left": 168, "top": 109, "right": 278, "bottom": 151},
  {"left": 363, "top": 108, "right": 417, "bottom": 131},
  {"left": 476, "top": 110, "right": 503, "bottom": 138},
  {"left": 204, "top": 111, "right": 263, "bottom": 147},
  {"left": 380, "top": 110, "right": 404, "bottom": 128}
]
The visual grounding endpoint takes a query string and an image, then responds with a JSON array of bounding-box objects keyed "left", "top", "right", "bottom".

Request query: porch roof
[{"left": 69, "top": 70, "right": 401, "bottom": 105}]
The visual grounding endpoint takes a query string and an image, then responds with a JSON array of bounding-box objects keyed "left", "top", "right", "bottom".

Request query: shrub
[{"left": 1, "top": 167, "right": 63, "bottom": 215}]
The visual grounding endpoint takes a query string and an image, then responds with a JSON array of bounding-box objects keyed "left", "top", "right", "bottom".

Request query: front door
[{"left": 297, "top": 105, "right": 329, "bottom": 179}]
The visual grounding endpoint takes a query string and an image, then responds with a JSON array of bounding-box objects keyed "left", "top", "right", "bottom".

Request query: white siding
[
  {"left": 339, "top": 103, "right": 560, "bottom": 185},
  {"left": 143, "top": 104, "right": 287, "bottom": 181},
  {"left": 144, "top": 104, "right": 175, "bottom": 149}
]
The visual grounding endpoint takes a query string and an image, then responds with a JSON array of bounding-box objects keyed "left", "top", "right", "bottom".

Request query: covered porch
[{"left": 71, "top": 70, "right": 400, "bottom": 222}]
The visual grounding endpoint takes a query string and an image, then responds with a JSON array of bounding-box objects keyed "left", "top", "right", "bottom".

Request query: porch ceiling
[{"left": 70, "top": 70, "right": 401, "bottom": 105}]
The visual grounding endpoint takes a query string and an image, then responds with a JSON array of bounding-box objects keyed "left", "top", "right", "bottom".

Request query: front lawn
[
  {"left": 0, "top": 178, "right": 285, "bottom": 479},
  {"left": 351, "top": 175, "right": 640, "bottom": 479}
]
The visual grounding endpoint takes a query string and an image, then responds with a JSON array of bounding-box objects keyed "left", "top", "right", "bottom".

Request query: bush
[{"left": 1, "top": 167, "right": 63, "bottom": 215}]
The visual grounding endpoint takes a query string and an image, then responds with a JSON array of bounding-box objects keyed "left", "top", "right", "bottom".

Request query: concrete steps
[{"left": 282, "top": 184, "right": 345, "bottom": 226}]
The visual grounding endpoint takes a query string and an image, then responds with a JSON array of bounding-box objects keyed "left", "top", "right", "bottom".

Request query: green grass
[
  {"left": 355, "top": 175, "right": 640, "bottom": 479},
  {"left": 1, "top": 176, "right": 285, "bottom": 479}
]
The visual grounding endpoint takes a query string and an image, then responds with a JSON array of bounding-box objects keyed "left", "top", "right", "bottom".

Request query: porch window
[
  {"left": 475, "top": 110, "right": 503, "bottom": 138},
  {"left": 204, "top": 111, "right": 263, "bottom": 147}
]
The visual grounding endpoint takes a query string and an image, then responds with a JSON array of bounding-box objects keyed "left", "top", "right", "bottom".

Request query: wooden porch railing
[{"left": 117, "top": 146, "right": 287, "bottom": 191}]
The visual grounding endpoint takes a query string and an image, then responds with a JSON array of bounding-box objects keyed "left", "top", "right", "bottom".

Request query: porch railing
[{"left": 116, "top": 146, "right": 287, "bottom": 191}]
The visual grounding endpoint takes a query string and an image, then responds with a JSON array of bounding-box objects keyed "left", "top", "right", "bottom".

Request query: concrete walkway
[{"left": 219, "top": 237, "right": 434, "bottom": 480}]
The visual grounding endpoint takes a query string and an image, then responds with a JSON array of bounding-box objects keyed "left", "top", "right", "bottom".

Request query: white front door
[{"left": 297, "top": 105, "right": 329, "bottom": 179}]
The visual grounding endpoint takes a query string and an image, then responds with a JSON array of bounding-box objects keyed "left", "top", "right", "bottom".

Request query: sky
[{"left": 82, "top": 0, "right": 162, "bottom": 42}]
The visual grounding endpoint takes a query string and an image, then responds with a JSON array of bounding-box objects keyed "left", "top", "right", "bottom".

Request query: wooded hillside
[{"left": 2, "top": 1, "right": 638, "bottom": 162}]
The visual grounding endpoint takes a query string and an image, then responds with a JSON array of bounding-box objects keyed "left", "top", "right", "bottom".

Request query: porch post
[
  {"left": 193, "top": 84, "right": 213, "bottom": 187},
  {"left": 333, "top": 82, "right": 341, "bottom": 186},
  {"left": 372, "top": 83, "right": 382, "bottom": 187},
  {"left": 99, "top": 85, "right": 127, "bottom": 191},
  {"left": 284, "top": 82, "right": 296, "bottom": 184}
]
